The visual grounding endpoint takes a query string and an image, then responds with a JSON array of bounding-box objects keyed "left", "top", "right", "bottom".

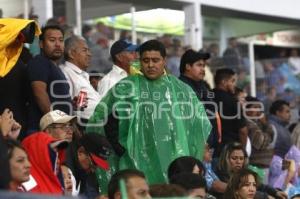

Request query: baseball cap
[
  {"left": 80, "top": 133, "right": 112, "bottom": 170},
  {"left": 179, "top": 49, "right": 210, "bottom": 74},
  {"left": 40, "top": 110, "right": 76, "bottom": 131},
  {"left": 110, "top": 40, "right": 138, "bottom": 58}
]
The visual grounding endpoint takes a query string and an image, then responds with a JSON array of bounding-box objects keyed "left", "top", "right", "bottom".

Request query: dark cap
[
  {"left": 110, "top": 40, "right": 138, "bottom": 58},
  {"left": 179, "top": 49, "right": 210, "bottom": 74},
  {"left": 80, "top": 133, "right": 112, "bottom": 170}
]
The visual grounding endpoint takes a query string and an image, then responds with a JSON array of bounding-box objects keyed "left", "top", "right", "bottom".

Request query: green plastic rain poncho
[{"left": 87, "top": 74, "right": 211, "bottom": 188}]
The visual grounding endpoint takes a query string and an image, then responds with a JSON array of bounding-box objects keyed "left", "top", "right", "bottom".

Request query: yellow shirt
[{"left": 0, "top": 18, "right": 41, "bottom": 77}]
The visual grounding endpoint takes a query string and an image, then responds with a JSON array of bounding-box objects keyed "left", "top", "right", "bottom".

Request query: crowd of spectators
[{"left": 1, "top": 15, "right": 300, "bottom": 199}]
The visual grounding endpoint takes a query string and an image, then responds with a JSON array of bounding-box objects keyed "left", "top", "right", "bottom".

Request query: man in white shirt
[
  {"left": 61, "top": 36, "right": 101, "bottom": 127},
  {"left": 97, "top": 40, "right": 138, "bottom": 99}
]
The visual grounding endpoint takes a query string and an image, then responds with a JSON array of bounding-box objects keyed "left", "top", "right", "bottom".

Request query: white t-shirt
[{"left": 97, "top": 64, "right": 128, "bottom": 99}]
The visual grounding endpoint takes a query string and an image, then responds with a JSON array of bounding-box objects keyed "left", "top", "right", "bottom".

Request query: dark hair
[
  {"left": 170, "top": 173, "right": 207, "bottom": 191},
  {"left": 6, "top": 139, "right": 26, "bottom": 159},
  {"left": 139, "top": 40, "right": 166, "bottom": 58},
  {"left": 167, "top": 156, "right": 205, "bottom": 180},
  {"left": 150, "top": 184, "right": 186, "bottom": 197},
  {"left": 179, "top": 49, "right": 210, "bottom": 74},
  {"left": 82, "top": 24, "right": 92, "bottom": 35},
  {"left": 228, "top": 37, "right": 237, "bottom": 43},
  {"left": 245, "top": 96, "right": 260, "bottom": 109},
  {"left": 108, "top": 169, "right": 146, "bottom": 199},
  {"left": 218, "top": 142, "right": 248, "bottom": 174},
  {"left": 214, "top": 68, "right": 236, "bottom": 86},
  {"left": 245, "top": 96, "right": 259, "bottom": 103},
  {"left": 269, "top": 100, "right": 289, "bottom": 115},
  {"left": 291, "top": 194, "right": 300, "bottom": 199},
  {"left": 39, "top": 25, "right": 64, "bottom": 41},
  {"left": 234, "top": 87, "right": 245, "bottom": 101},
  {"left": 223, "top": 168, "right": 259, "bottom": 199},
  {"left": 0, "top": 135, "right": 10, "bottom": 189},
  {"left": 234, "top": 87, "right": 243, "bottom": 95},
  {"left": 45, "top": 17, "right": 60, "bottom": 26}
]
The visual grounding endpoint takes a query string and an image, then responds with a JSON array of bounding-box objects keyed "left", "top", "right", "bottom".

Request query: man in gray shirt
[{"left": 269, "top": 100, "right": 292, "bottom": 158}]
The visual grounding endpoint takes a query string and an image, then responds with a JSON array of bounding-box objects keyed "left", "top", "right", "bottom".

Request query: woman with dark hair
[
  {"left": 6, "top": 139, "right": 31, "bottom": 191},
  {"left": 223, "top": 168, "right": 258, "bottom": 199},
  {"left": 215, "top": 142, "right": 287, "bottom": 199},
  {"left": 167, "top": 156, "right": 206, "bottom": 180},
  {"left": 216, "top": 142, "right": 249, "bottom": 181}
]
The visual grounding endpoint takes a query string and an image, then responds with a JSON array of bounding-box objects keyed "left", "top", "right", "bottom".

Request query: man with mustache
[
  {"left": 178, "top": 49, "right": 221, "bottom": 157},
  {"left": 88, "top": 40, "right": 211, "bottom": 184},
  {"left": 27, "top": 25, "right": 72, "bottom": 134}
]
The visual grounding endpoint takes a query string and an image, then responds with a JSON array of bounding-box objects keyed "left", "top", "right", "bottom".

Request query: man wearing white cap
[
  {"left": 39, "top": 109, "right": 76, "bottom": 142},
  {"left": 22, "top": 110, "right": 76, "bottom": 194}
]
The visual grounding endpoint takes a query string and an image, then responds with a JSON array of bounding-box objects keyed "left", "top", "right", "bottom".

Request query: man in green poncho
[{"left": 87, "top": 40, "right": 211, "bottom": 184}]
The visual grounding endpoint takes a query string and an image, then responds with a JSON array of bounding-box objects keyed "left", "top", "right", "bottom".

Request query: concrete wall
[
  {"left": 32, "top": 0, "right": 53, "bottom": 25},
  {"left": 0, "top": 0, "right": 52, "bottom": 25},
  {"left": 179, "top": 0, "right": 300, "bottom": 20},
  {"left": 0, "top": 0, "right": 25, "bottom": 17}
]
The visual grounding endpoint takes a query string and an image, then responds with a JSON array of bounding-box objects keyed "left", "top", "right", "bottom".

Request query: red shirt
[{"left": 22, "top": 132, "right": 64, "bottom": 195}]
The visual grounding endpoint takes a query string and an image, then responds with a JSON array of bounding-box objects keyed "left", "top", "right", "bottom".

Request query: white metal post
[
  {"left": 75, "top": 0, "right": 82, "bottom": 36},
  {"left": 194, "top": 1, "right": 202, "bottom": 50},
  {"left": 248, "top": 41, "right": 256, "bottom": 97},
  {"left": 131, "top": 6, "right": 137, "bottom": 44},
  {"left": 24, "top": 0, "right": 29, "bottom": 19},
  {"left": 190, "top": 23, "right": 196, "bottom": 49}
]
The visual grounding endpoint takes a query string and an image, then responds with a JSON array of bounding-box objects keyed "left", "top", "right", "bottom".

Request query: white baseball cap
[{"left": 40, "top": 110, "right": 76, "bottom": 131}]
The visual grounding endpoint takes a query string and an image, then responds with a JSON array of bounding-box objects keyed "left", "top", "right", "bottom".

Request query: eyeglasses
[{"left": 49, "top": 124, "right": 74, "bottom": 131}]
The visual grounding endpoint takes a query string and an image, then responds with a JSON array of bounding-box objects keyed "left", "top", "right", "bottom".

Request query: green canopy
[{"left": 96, "top": 8, "right": 184, "bottom": 35}]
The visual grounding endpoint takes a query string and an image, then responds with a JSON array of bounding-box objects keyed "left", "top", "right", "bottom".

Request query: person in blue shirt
[{"left": 27, "top": 25, "right": 72, "bottom": 134}]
